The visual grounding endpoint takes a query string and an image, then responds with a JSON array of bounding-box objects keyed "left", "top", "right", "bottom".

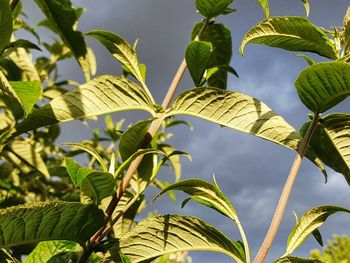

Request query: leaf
[
  {"left": 192, "top": 23, "right": 232, "bottom": 89},
  {"left": 34, "top": 0, "right": 91, "bottom": 81},
  {"left": 286, "top": 205, "right": 350, "bottom": 255},
  {"left": 240, "top": 16, "right": 338, "bottom": 59},
  {"left": 297, "top": 54, "right": 315, "bottom": 66},
  {"left": 153, "top": 179, "right": 238, "bottom": 222},
  {"left": 273, "top": 256, "right": 321, "bottom": 263},
  {"left": 167, "top": 87, "right": 302, "bottom": 153},
  {"left": 6, "top": 139, "right": 50, "bottom": 178},
  {"left": 62, "top": 143, "right": 107, "bottom": 172},
  {"left": 9, "top": 81, "right": 42, "bottom": 117},
  {"left": 9, "top": 47, "right": 41, "bottom": 81},
  {"left": 311, "top": 229, "right": 323, "bottom": 247},
  {"left": 1, "top": 40, "right": 41, "bottom": 57},
  {"left": 257, "top": 0, "right": 269, "bottom": 18},
  {"left": 301, "top": 0, "right": 310, "bottom": 17},
  {"left": 86, "top": 30, "right": 148, "bottom": 88},
  {"left": 119, "top": 119, "right": 154, "bottom": 161},
  {"left": 295, "top": 62, "right": 350, "bottom": 113},
  {"left": 0, "top": 249, "right": 20, "bottom": 263},
  {"left": 0, "top": 201, "right": 104, "bottom": 248},
  {"left": 342, "top": 6, "right": 350, "bottom": 54},
  {"left": 80, "top": 171, "right": 115, "bottom": 205},
  {"left": 0, "top": 0, "right": 12, "bottom": 52},
  {"left": 65, "top": 157, "right": 95, "bottom": 186},
  {"left": 23, "top": 240, "right": 78, "bottom": 263},
  {"left": 120, "top": 215, "right": 246, "bottom": 263},
  {"left": 14, "top": 76, "right": 155, "bottom": 136},
  {"left": 185, "top": 41, "right": 212, "bottom": 86},
  {"left": 301, "top": 113, "right": 350, "bottom": 184},
  {"left": 195, "top": 0, "right": 233, "bottom": 18}
]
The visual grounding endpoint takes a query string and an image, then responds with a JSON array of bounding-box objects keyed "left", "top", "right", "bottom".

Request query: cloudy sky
[{"left": 22, "top": 0, "right": 350, "bottom": 262}]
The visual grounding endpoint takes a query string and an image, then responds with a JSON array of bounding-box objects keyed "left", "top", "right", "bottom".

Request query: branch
[
  {"left": 253, "top": 113, "right": 320, "bottom": 263},
  {"left": 10, "top": 0, "right": 20, "bottom": 11}
]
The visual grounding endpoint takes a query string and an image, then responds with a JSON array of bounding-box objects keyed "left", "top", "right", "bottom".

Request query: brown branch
[
  {"left": 253, "top": 113, "right": 320, "bottom": 263},
  {"left": 10, "top": 0, "right": 20, "bottom": 11}
]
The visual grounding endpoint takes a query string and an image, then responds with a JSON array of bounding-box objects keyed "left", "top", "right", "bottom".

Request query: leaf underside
[
  {"left": 240, "top": 16, "right": 338, "bottom": 59},
  {"left": 14, "top": 75, "right": 155, "bottom": 136},
  {"left": 120, "top": 214, "right": 245, "bottom": 262}
]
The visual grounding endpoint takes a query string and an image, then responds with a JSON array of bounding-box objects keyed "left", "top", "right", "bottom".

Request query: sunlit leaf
[
  {"left": 273, "top": 256, "right": 321, "bottom": 263},
  {"left": 9, "top": 81, "right": 41, "bottom": 117},
  {"left": 286, "top": 205, "right": 350, "bottom": 255},
  {"left": 0, "top": 201, "right": 104, "bottom": 248},
  {"left": 6, "top": 139, "right": 50, "bottom": 178},
  {"left": 14, "top": 76, "right": 156, "bottom": 136},
  {"left": 34, "top": 0, "right": 91, "bottom": 80},
  {"left": 297, "top": 54, "right": 315, "bottom": 66},
  {"left": 23, "top": 240, "right": 78, "bottom": 263},
  {"left": 9, "top": 47, "right": 41, "bottom": 81},
  {"left": 185, "top": 41, "right": 212, "bottom": 86},
  {"left": 65, "top": 157, "right": 95, "bottom": 186},
  {"left": 301, "top": 0, "right": 310, "bottom": 17},
  {"left": 153, "top": 179, "right": 238, "bottom": 222},
  {"left": 257, "top": 0, "right": 269, "bottom": 18},
  {"left": 86, "top": 30, "right": 149, "bottom": 90},
  {"left": 240, "top": 16, "right": 338, "bottom": 59},
  {"left": 62, "top": 143, "right": 107, "bottom": 172},
  {"left": 343, "top": 6, "right": 350, "bottom": 54},
  {"left": 192, "top": 23, "right": 232, "bottom": 89},
  {"left": 120, "top": 215, "right": 245, "bottom": 263},
  {"left": 0, "top": 0, "right": 12, "bottom": 52},
  {"left": 301, "top": 113, "right": 350, "bottom": 184},
  {"left": 168, "top": 87, "right": 300, "bottom": 152},
  {"left": 295, "top": 62, "right": 350, "bottom": 113}
]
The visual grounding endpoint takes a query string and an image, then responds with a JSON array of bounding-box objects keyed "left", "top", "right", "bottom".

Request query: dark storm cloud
[{"left": 20, "top": 1, "right": 350, "bottom": 262}]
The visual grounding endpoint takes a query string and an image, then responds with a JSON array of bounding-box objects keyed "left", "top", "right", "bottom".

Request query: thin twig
[
  {"left": 10, "top": 0, "right": 20, "bottom": 11},
  {"left": 253, "top": 113, "right": 320, "bottom": 263}
]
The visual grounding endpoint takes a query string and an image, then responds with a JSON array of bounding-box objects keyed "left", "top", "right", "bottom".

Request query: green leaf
[
  {"left": 192, "top": 23, "right": 232, "bottom": 89},
  {"left": 34, "top": 0, "right": 91, "bottom": 80},
  {"left": 0, "top": 0, "right": 12, "bottom": 52},
  {"left": 65, "top": 157, "right": 95, "bottom": 186},
  {"left": 1, "top": 39, "right": 41, "bottom": 57},
  {"left": 6, "top": 139, "right": 50, "bottom": 178},
  {"left": 14, "top": 76, "right": 156, "bottom": 136},
  {"left": 297, "top": 54, "right": 315, "bottom": 66},
  {"left": 185, "top": 41, "right": 212, "bottom": 86},
  {"left": 167, "top": 87, "right": 302, "bottom": 153},
  {"left": 257, "top": 0, "right": 269, "bottom": 18},
  {"left": 286, "top": 205, "right": 350, "bottom": 255},
  {"left": 86, "top": 30, "right": 149, "bottom": 89},
  {"left": 120, "top": 215, "right": 246, "bottom": 263},
  {"left": 114, "top": 149, "right": 162, "bottom": 179},
  {"left": 195, "top": 0, "right": 233, "bottom": 18},
  {"left": 240, "top": 16, "right": 338, "bottom": 59},
  {"left": 153, "top": 179, "right": 239, "bottom": 222},
  {"left": 295, "top": 62, "right": 350, "bottom": 113},
  {"left": 62, "top": 143, "right": 107, "bottom": 172},
  {"left": 273, "top": 256, "right": 321, "bottom": 263},
  {"left": 0, "top": 201, "right": 104, "bottom": 248},
  {"left": 119, "top": 119, "right": 154, "bottom": 161},
  {"left": 301, "top": 113, "right": 350, "bottom": 184},
  {"left": 80, "top": 171, "right": 115, "bottom": 205},
  {"left": 9, "top": 81, "right": 42, "bottom": 117},
  {"left": 24, "top": 240, "right": 79, "bottom": 263}
]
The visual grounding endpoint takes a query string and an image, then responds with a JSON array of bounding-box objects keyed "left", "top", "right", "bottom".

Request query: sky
[{"left": 21, "top": 0, "right": 350, "bottom": 262}]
